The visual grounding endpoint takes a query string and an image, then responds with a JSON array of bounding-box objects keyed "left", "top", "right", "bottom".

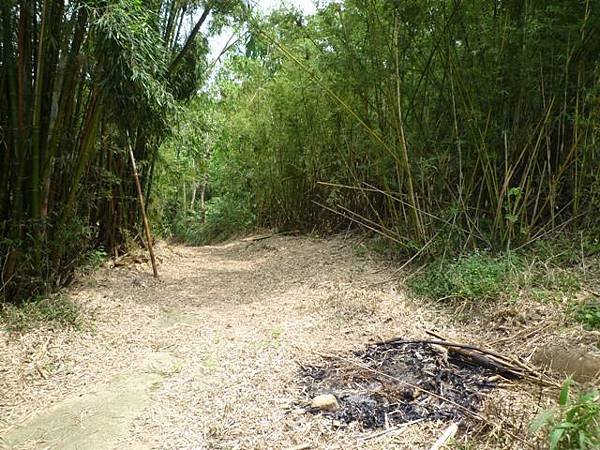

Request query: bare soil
[{"left": 1, "top": 235, "right": 598, "bottom": 449}]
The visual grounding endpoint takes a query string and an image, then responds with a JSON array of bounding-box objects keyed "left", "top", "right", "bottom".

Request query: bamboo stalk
[
  {"left": 166, "top": 2, "right": 212, "bottom": 78},
  {"left": 31, "top": 0, "right": 52, "bottom": 221},
  {"left": 41, "top": 7, "right": 89, "bottom": 216},
  {"left": 127, "top": 135, "right": 159, "bottom": 279},
  {"left": 58, "top": 88, "right": 102, "bottom": 225},
  {"left": 1, "top": 4, "right": 19, "bottom": 226},
  {"left": 30, "top": 0, "right": 54, "bottom": 264},
  {"left": 394, "top": 14, "right": 425, "bottom": 242}
]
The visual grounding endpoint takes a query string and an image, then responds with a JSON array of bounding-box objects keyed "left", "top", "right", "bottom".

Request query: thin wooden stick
[
  {"left": 285, "top": 445, "right": 311, "bottom": 450},
  {"left": 428, "top": 423, "right": 458, "bottom": 450},
  {"left": 360, "top": 418, "right": 425, "bottom": 441},
  {"left": 312, "top": 200, "right": 406, "bottom": 245},
  {"left": 241, "top": 230, "right": 299, "bottom": 242},
  {"left": 127, "top": 138, "right": 158, "bottom": 278},
  {"left": 487, "top": 321, "right": 553, "bottom": 346}
]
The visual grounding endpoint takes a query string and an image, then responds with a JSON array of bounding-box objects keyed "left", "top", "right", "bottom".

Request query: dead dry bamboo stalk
[
  {"left": 428, "top": 423, "right": 458, "bottom": 450},
  {"left": 424, "top": 330, "right": 558, "bottom": 386},
  {"left": 128, "top": 141, "right": 159, "bottom": 278}
]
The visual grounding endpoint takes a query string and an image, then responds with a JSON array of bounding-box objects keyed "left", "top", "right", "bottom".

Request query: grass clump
[
  {"left": 575, "top": 299, "right": 600, "bottom": 330},
  {"left": 531, "top": 378, "right": 600, "bottom": 450},
  {"left": 408, "top": 236, "right": 589, "bottom": 303},
  {"left": 1, "top": 294, "right": 81, "bottom": 333},
  {"left": 408, "top": 252, "right": 519, "bottom": 301}
]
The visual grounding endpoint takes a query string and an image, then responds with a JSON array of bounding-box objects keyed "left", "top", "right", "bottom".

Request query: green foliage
[
  {"left": 575, "top": 300, "right": 600, "bottom": 330},
  {"left": 408, "top": 237, "right": 587, "bottom": 303},
  {"left": 531, "top": 378, "right": 600, "bottom": 450},
  {"left": 81, "top": 248, "right": 109, "bottom": 273},
  {"left": 1, "top": 0, "right": 236, "bottom": 304},
  {"left": 152, "top": 94, "right": 249, "bottom": 244},
  {"left": 94, "top": 0, "right": 173, "bottom": 117},
  {"left": 531, "top": 237, "right": 592, "bottom": 267},
  {"left": 165, "top": 196, "right": 254, "bottom": 245},
  {"left": 198, "top": 195, "right": 255, "bottom": 243},
  {"left": 166, "top": 0, "right": 600, "bottom": 252},
  {"left": 537, "top": 270, "right": 582, "bottom": 293},
  {"left": 0, "top": 216, "right": 99, "bottom": 303},
  {"left": 0, "top": 294, "right": 81, "bottom": 333},
  {"left": 5, "top": 0, "right": 599, "bottom": 311},
  {"left": 408, "top": 253, "right": 519, "bottom": 301}
]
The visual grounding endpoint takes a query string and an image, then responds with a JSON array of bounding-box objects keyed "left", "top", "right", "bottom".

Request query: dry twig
[{"left": 428, "top": 423, "right": 458, "bottom": 450}]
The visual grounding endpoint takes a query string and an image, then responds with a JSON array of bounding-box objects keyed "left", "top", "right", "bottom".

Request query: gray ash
[{"left": 301, "top": 341, "right": 505, "bottom": 429}]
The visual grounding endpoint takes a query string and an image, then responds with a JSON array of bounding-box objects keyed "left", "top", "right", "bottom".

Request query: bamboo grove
[
  {"left": 161, "top": 0, "right": 600, "bottom": 252},
  {"left": 0, "top": 0, "right": 243, "bottom": 303},
  {"left": 3, "top": 0, "right": 600, "bottom": 303}
]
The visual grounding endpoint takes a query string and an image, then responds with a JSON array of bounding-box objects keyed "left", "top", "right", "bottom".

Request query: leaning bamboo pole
[{"left": 127, "top": 136, "right": 159, "bottom": 278}]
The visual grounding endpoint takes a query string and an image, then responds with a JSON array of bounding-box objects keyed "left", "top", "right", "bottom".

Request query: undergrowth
[
  {"left": 408, "top": 252, "right": 520, "bottom": 301},
  {"left": 406, "top": 234, "right": 596, "bottom": 304},
  {"left": 531, "top": 378, "right": 600, "bottom": 450},
  {"left": 160, "top": 194, "right": 255, "bottom": 245},
  {"left": 575, "top": 300, "right": 600, "bottom": 330},
  {"left": 80, "top": 248, "right": 109, "bottom": 273},
  {"left": 0, "top": 294, "right": 82, "bottom": 333}
]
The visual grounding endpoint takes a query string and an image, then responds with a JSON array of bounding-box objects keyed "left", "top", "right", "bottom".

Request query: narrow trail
[{"left": 1, "top": 236, "right": 536, "bottom": 449}]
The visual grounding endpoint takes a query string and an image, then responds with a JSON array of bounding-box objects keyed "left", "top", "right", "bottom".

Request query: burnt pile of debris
[{"left": 301, "top": 337, "right": 523, "bottom": 429}]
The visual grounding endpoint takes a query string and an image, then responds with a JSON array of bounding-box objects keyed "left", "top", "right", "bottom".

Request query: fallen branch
[
  {"left": 241, "top": 234, "right": 276, "bottom": 242},
  {"left": 377, "top": 337, "right": 525, "bottom": 379},
  {"left": 425, "top": 330, "right": 559, "bottom": 387},
  {"left": 241, "top": 231, "right": 299, "bottom": 242}
]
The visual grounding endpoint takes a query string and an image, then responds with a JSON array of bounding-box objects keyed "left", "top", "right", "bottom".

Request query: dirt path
[{"left": 0, "top": 236, "right": 548, "bottom": 449}]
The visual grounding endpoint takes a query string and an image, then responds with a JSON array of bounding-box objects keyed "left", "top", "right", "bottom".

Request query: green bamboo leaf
[
  {"left": 559, "top": 378, "right": 572, "bottom": 406},
  {"left": 549, "top": 427, "right": 565, "bottom": 450}
]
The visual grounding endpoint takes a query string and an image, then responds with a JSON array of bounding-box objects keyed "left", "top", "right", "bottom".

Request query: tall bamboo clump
[
  {"left": 0, "top": 0, "right": 233, "bottom": 303},
  {"left": 209, "top": 0, "right": 600, "bottom": 252}
]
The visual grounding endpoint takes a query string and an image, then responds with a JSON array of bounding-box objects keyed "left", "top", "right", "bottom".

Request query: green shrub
[
  {"left": 408, "top": 236, "right": 590, "bottom": 304},
  {"left": 531, "top": 378, "right": 600, "bottom": 450},
  {"left": 408, "top": 252, "right": 519, "bottom": 301},
  {"left": 1, "top": 215, "right": 99, "bottom": 304},
  {"left": 197, "top": 195, "right": 255, "bottom": 243},
  {"left": 1, "top": 294, "right": 81, "bottom": 333},
  {"left": 532, "top": 238, "right": 582, "bottom": 266},
  {"left": 575, "top": 300, "right": 600, "bottom": 330},
  {"left": 81, "top": 248, "right": 109, "bottom": 273}
]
